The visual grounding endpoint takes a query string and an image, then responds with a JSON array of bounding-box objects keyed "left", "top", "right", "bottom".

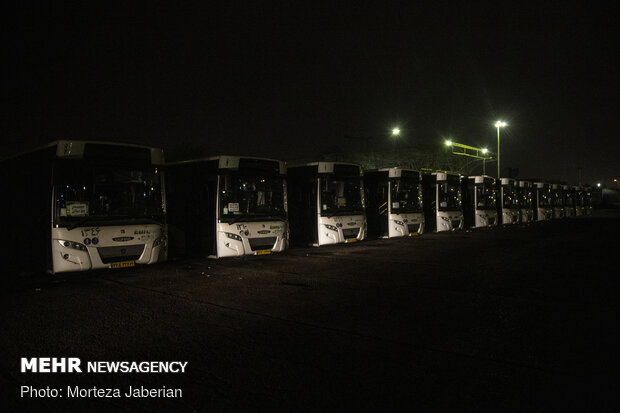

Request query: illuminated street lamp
[
  {"left": 445, "top": 139, "right": 453, "bottom": 146},
  {"left": 392, "top": 128, "right": 400, "bottom": 136},
  {"left": 495, "top": 121, "right": 507, "bottom": 178},
  {"left": 482, "top": 148, "right": 489, "bottom": 175}
]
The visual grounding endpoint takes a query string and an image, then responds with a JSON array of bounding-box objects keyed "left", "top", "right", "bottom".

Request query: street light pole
[
  {"left": 497, "top": 126, "right": 500, "bottom": 178},
  {"left": 495, "top": 121, "right": 507, "bottom": 178}
]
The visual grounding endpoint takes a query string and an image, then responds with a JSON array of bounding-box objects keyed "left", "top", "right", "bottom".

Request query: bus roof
[
  {"left": 499, "top": 177, "right": 517, "bottom": 184},
  {"left": 467, "top": 175, "right": 495, "bottom": 183},
  {"left": 168, "top": 155, "right": 286, "bottom": 172},
  {"left": 374, "top": 167, "right": 420, "bottom": 178},
  {"left": 287, "top": 161, "right": 362, "bottom": 174},
  {"left": 1, "top": 140, "right": 165, "bottom": 164}
]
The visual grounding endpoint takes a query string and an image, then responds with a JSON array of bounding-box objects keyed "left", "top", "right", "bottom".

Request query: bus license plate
[
  {"left": 410, "top": 232, "right": 419, "bottom": 236},
  {"left": 111, "top": 261, "right": 135, "bottom": 269},
  {"left": 256, "top": 250, "right": 271, "bottom": 255},
  {"left": 346, "top": 238, "right": 357, "bottom": 243}
]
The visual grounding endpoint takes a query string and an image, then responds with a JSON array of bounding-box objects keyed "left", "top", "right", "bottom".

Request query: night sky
[{"left": 2, "top": 4, "right": 618, "bottom": 185}]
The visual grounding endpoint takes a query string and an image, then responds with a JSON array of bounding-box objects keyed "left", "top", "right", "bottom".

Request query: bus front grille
[
  {"left": 248, "top": 237, "right": 277, "bottom": 251},
  {"left": 342, "top": 228, "right": 360, "bottom": 238},
  {"left": 97, "top": 245, "right": 145, "bottom": 264},
  {"left": 408, "top": 224, "right": 420, "bottom": 234}
]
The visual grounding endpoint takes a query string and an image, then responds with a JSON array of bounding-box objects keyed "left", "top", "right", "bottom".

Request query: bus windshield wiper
[
  {"left": 136, "top": 217, "right": 163, "bottom": 225},
  {"left": 125, "top": 216, "right": 163, "bottom": 225},
  {"left": 122, "top": 211, "right": 164, "bottom": 225},
  {"left": 256, "top": 215, "right": 286, "bottom": 222},
  {"left": 228, "top": 215, "right": 254, "bottom": 224},
  {"left": 66, "top": 216, "right": 106, "bottom": 231},
  {"left": 66, "top": 214, "right": 162, "bottom": 230},
  {"left": 327, "top": 209, "right": 363, "bottom": 218},
  {"left": 228, "top": 213, "right": 286, "bottom": 223}
]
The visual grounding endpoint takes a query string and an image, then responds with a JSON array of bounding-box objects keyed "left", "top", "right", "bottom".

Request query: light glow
[
  {"left": 495, "top": 121, "right": 507, "bottom": 128},
  {"left": 445, "top": 140, "right": 453, "bottom": 146},
  {"left": 482, "top": 148, "right": 488, "bottom": 154},
  {"left": 392, "top": 128, "right": 400, "bottom": 135}
]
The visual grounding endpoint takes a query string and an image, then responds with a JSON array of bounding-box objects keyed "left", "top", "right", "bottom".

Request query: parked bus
[
  {"left": 497, "top": 178, "right": 519, "bottom": 224},
  {"left": 364, "top": 168, "right": 424, "bottom": 238},
  {"left": 287, "top": 162, "right": 366, "bottom": 246},
  {"left": 461, "top": 175, "right": 497, "bottom": 228},
  {"left": 518, "top": 180, "right": 534, "bottom": 223},
  {"left": 533, "top": 182, "right": 553, "bottom": 221},
  {"left": 563, "top": 185, "right": 575, "bottom": 217},
  {"left": 551, "top": 184, "right": 565, "bottom": 219},
  {"left": 166, "top": 156, "right": 288, "bottom": 258},
  {"left": 575, "top": 186, "right": 589, "bottom": 216},
  {"left": 0, "top": 140, "right": 167, "bottom": 274},
  {"left": 422, "top": 172, "right": 463, "bottom": 232},
  {"left": 583, "top": 187, "right": 593, "bottom": 216}
]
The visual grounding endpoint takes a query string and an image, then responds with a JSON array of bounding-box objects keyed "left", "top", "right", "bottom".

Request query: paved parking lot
[{"left": 1, "top": 212, "right": 619, "bottom": 411}]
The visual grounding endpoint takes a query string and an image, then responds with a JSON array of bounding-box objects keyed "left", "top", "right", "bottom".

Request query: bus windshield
[
  {"left": 520, "top": 188, "right": 533, "bottom": 208},
  {"left": 390, "top": 178, "right": 422, "bottom": 213},
  {"left": 219, "top": 171, "right": 286, "bottom": 222},
  {"left": 438, "top": 179, "right": 461, "bottom": 211},
  {"left": 502, "top": 184, "right": 517, "bottom": 208},
  {"left": 475, "top": 183, "right": 496, "bottom": 210},
  {"left": 583, "top": 192, "right": 591, "bottom": 206},
  {"left": 320, "top": 175, "right": 364, "bottom": 216},
  {"left": 538, "top": 187, "right": 551, "bottom": 207},
  {"left": 552, "top": 189, "right": 564, "bottom": 207},
  {"left": 54, "top": 162, "right": 164, "bottom": 228}
]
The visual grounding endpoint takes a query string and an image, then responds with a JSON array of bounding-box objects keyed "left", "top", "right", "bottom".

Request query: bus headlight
[
  {"left": 58, "top": 240, "right": 87, "bottom": 251},
  {"left": 153, "top": 236, "right": 167, "bottom": 248},
  {"left": 324, "top": 224, "right": 338, "bottom": 231},
  {"left": 440, "top": 216, "right": 451, "bottom": 222},
  {"left": 225, "top": 232, "right": 242, "bottom": 241},
  {"left": 393, "top": 220, "right": 404, "bottom": 226}
]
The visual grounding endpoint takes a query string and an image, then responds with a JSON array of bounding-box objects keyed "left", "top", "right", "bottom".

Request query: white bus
[
  {"left": 585, "top": 188, "right": 593, "bottom": 215},
  {"left": 533, "top": 182, "right": 553, "bottom": 221},
  {"left": 0, "top": 141, "right": 168, "bottom": 274},
  {"left": 422, "top": 172, "right": 463, "bottom": 232},
  {"left": 166, "top": 156, "right": 288, "bottom": 258},
  {"left": 551, "top": 184, "right": 565, "bottom": 219},
  {"left": 287, "top": 162, "right": 366, "bottom": 246},
  {"left": 574, "top": 186, "right": 586, "bottom": 216},
  {"left": 563, "top": 185, "right": 575, "bottom": 217},
  {"left": 576, "top": 187, "right": 593, "bottom": 216},
  {"left": 497, "top": 178, "right": 519, "bottom": 224},
  {"left": 364, "top": 168, "right": 424, "bottom": 238},
  {"left": 518, "top": 181, "right": 534, "bottom": 223},
  {"left": 461, "top": 176, "right": 497, "bottom": 228}
]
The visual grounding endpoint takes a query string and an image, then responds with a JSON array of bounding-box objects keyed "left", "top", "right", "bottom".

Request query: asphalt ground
[{"left": 1, "top": 211, "right": 619, "bottom": 412}]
